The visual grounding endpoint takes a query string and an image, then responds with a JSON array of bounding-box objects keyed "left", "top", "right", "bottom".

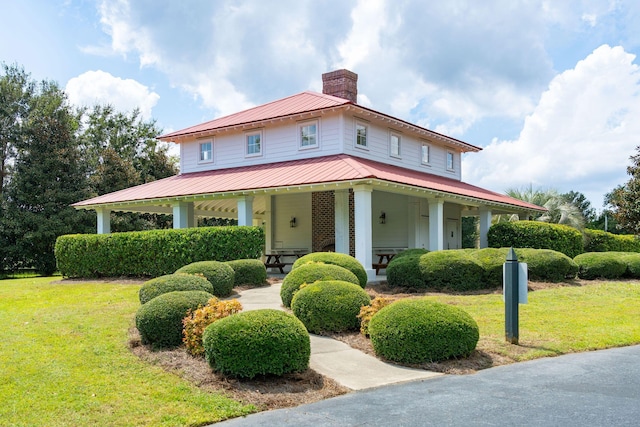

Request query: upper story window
[
  {"left": 355, "top": 122, "right": 368, "bottom": 149},
  {"left": 390, "top": 132, "right": 401, "bottom": 158},
  {"left": 421, "top": 143, "right": 430, "bottom": 165},
  {"left": 299, "top": 120, "right": 318, "bottom": 149},
  {"left": 246, "top": 131, "right": 262, "bottom": 157},
  {"left": 447, "top": 151, "right": 455, "bottom": 171},
  {"left": 199, "top": 141, "right": 213, "bottom": 163}
]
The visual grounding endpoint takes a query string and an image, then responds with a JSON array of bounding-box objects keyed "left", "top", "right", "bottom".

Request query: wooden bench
[
  {"left": 264, "top": 251, "right": 308, "bottom": 274},
  {"left": 372, "top": 253, "right": 396, "bottom": 275}
]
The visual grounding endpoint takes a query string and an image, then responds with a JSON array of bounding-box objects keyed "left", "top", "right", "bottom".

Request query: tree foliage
[{"left": 504, "top": 185, "right": 587, "bottom": 229}]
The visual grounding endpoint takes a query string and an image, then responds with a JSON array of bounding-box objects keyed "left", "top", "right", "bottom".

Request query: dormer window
[
  {"left": 299, "top": 120, "right": 318, "bottom": 149},
  {"left": 246, "top": 131, "right": 262, "bottom": 157},
  {"left": 355, "top": 122, "right": 368, "bottom": 149},
  {"left": 199, "top": 141, "right": 213, "bottom": 163},
  {"left": 390, "top": 132, "right": 401, "bottom": 158}
]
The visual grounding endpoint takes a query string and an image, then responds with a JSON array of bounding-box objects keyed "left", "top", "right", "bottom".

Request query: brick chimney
[{"left": 322, "top": 69, "right": 358, "bottom": 103}]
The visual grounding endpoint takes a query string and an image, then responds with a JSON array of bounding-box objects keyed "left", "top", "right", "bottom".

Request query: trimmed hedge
[
  {"left": 55, "top": 226, "right": 264, "bottom": 278},
  {"left": 225, "top": 259, "right": 267, "bottom": 287},
  {"left": 292, "top": 253, "right": 367, "bottom": 288},
  {"left": 622, "top": 253, "right": 640, "bottom": 278},
  {"left": 419, "top": 250, "right": 485, "bottom": 291},
  {"left": 135, "top": 290, "right": 213, "bottom": 349},
  {"left": 488, "top": 221, "right": 583, "bottom": 258},
  {"left": 574, "top": 252, "right": 629, "bottom": 280},
  {"left": 138, "top": 273, "right": 214, "bottom": 304},
  {"left": 280, "top": 262, "right": 360, "bottom": 308},
  {"left": 368, "top": 298, "right": 479, "bottom": 363},
  {"left": 465, "top": 248, "right": 508, "bottom": 288},
  {"left": 583, "top": 229, "right": 640, "bottom": 253},
  {"left": 203, "top": 309, "right": 310, "bottom": 379},
  {"left": 175, "top": 261, "right": 235, "bottom": 297},
  {"left": 291, "top": 280, "right": 371, "bottom": 333},
  {"left": 515, "top": 248, "right": 578, "bottom": 282}
]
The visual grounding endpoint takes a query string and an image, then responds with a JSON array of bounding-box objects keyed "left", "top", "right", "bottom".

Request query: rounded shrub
[
  {"left": 135, "top": 290, "right": 213, "bottom": 349},
  {"left": 175, "top": 261, "right": 235, "bottom": 297},
  {"left": 368, "top": 298, "right": 479, "bottom": 363},
  {"left": 203, "top": 309, "right": 310, "bottom": 379},
  {"left": 515, "top": 248, "right": 578, "bottom": 282},
  {"left": 280, "top": 262, "right": 359, "bottom": 307},
  {"left": 574, "top": 252, "right": 628, "bottom": 280},
  {"left": 583, "top": 229, "right": 640, "bottom": 253},
  {"left": 466, "top": 248, "right": 509, "bottom": 288},
  {"left": 138, "top": 273, "right": 214, "bottom": 304},
  {"left": 225, "top": 259, "right": 267, "bottom": 287},
  {"left": 419, "top": 250, "right": 485, "bottom": 291},
  {"left": 292, "top": 252, "right": 367, "bottom": 288},
  {"left": 386, "top": 251, "right": 426, "bottom": 289},
  {"left": 291, "top": 280, "right": 371, "bottom": 333},
  {"left": 488, "top": 220, "right": 583, "bottom": 258},
  {"left": 621, "top": 253, "right": 640, "bottom": 278}
]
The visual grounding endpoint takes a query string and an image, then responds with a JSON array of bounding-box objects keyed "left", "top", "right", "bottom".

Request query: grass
[
  {"left": 0, "top": 277, "right": 254, "bottom": 427},
  {"left": 424, "top": 281, "right": 640, "bottom": 362}
]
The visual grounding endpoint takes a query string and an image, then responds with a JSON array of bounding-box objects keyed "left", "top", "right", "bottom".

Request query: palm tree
[{"left": 504, "top": 185, "right": 585, "bottom": 229}]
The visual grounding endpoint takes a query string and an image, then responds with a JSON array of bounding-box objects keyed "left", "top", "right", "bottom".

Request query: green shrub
[
  {"left": 621, "top": 253, "right": 640, "bottom": 278},
  {"left": 488, "top": 221, "right": 583, "bottom": 258},
  {"left": 368, "top": 298, "right": 479, "bottom": 363},
  {"left": 466, "top": 248, "right": 509, "bottom": 287},
  {"left": 203, "top": 309, "right": 310, "bottom": 379},
  {"left": 515, "top": 248, "right": 578, "bottom": 282},
  {"left": 225, "top": 259, "right": 267, "bottom": 287},
  {"left": 135, "top": 290, "right": 213, "bottom": 349},
  {"left": 574, "top": 252, "right": 629, "bottom": 280},
  {"left": 280, "top": 262, "right": 359, "bottom": 308},
  {"left": 290, "top": 280, "right": 371, "bottom": 333},
  {"left": 392, "top": 248, "right": 429, "bottom": 261},
  {"left": 175, "top": 261, "right": 234, "bottom": 297},
  {"left": 138, "top": 273, "right": 214, "bottom": 304},
  {"left": 419, "top": 250, "right": 485, "bottom": 291},
  {"left": 292, "top": 252, "right": 367, "bottom": 288},
  {"left": 386, "top": 251, "right": 425, "bottom": 289},
  {"left": 55, "top": 226, "right": 264, "bottom": 278},
  {"left": 583, "top": 229, "right": 640, "bottom": 253}
]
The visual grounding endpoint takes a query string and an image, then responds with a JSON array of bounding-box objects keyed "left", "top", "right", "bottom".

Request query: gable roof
[
  {"left": 157, "top": 91, "right": 481, "bottom": 152},
  {"left": 73, "top": 154, "right": 544, "bottom": 213}
]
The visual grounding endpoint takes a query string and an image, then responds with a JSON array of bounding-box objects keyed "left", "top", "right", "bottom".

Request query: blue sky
[{"left": 2, "top": 1, "right": 639, "bottom": 210}]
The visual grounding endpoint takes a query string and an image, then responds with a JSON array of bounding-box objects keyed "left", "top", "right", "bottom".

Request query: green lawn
[{"left": 0, "top": 277, "right": 254, "bottom": 427}]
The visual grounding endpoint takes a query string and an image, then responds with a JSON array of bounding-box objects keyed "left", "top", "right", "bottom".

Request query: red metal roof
[
  {"left": 158, "top": 91, "right": 351, "bottom": 140},
  {"left": 74, "top": 154, "right": 545, "bottom": 212}
]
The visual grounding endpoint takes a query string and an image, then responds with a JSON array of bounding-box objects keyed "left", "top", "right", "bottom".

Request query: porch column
[
  {"left": 353, "top": 185, "right": 375, "bottom": 281},
  {"left": 96, "top": 208, "right": 111, "bottom": 234},
  {"left": 407, "top": 197, "right": 420, "bottom": 249},
  {"left": 479, "top": 207, "right": 492, "bottom": 248},
  {"left": 334, "top": 189, "right": 350, "bottom": 254},
  {"left": 173, "top": 202, "right": 195, "bottom": 229},
  {"left": 428, "top": 199, "right": 444, "bottom": 251},
  {"left": 237, "top": 196, "right": 254, "bottom": 226},
  {"left": 264, "top": 196, "right": 273, "bottom": 252}
]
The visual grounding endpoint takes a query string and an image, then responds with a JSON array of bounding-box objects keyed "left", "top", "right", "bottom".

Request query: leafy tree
[
  {"left": 504, "top": 185, "right": 585, "bottom": 229},
  {"left": 4, "top": 79, "right": 93, "bottom": 274},
  {"left": 462, "top": 216, "right": 478, "bottom": 248},
  {"left": 562, "top": 191, "right": 596, "bottom": 224}
]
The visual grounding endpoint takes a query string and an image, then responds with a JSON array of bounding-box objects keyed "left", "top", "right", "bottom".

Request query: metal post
[{"left": 505, "top": 247, "right": 519, "bottom": 344}]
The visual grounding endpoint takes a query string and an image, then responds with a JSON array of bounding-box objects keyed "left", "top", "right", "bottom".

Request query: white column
[
  {"left": 479, "top": 207, "right": 492, "bottom": 249},
  {"left": 407, "top": 197, "right": 420, "bottom": 249},
  {"left": 237, "top": 196, "right": 254, "bottom": 226},
  {"left": 353, "top": 186, "right": 375, "bottom": 281},
  {"left": 334, "top": 189, "right": 350, "bottom": 254},
  {"left": 264, "top": 196, "right": 273, "bottom": 252},
  {"left": 96, "top": 208, "right": 111, "bottom": 234},
  {"left": 428, "top": 199, "right": 444, "bottom": 251},
  {"left": 173, "top": 201, "right": 194, "bottom": 229}
]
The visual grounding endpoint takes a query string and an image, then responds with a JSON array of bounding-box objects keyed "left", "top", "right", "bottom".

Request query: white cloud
[
  {"left": 463, "top": 45, "right": 640, "bottom": 207},
  {"left": 65, "top": 70, "right": 160, "bottom": 118}
]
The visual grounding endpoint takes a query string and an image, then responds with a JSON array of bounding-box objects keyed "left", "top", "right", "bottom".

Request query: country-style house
[{"left": 74, "top": 69, "right": 544, "bottom": 279}]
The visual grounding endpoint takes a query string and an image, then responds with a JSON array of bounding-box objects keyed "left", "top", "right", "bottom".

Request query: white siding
[
  {"left": 372, "top": 191, "right": 409, "bottom": 249},
  {"left": 271, "top": 193, "right": 312, "bottom": 251}
]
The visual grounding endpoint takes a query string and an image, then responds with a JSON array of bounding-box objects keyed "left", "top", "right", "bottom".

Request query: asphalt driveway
[{"left": 215, "top": 344, "right": 640, "bottom": 426}]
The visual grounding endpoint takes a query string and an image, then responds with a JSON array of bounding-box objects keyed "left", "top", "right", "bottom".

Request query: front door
[{"left": 446, "top": 220, "right": 459, "bottom": 250}]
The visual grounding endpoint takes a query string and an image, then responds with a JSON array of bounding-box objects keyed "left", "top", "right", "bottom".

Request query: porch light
[
  {"left": 290, "top": 217, "right": 297, "bottom": 228},
  {"left": 379, "top": 211, "right": 386, "bottom": 224}
]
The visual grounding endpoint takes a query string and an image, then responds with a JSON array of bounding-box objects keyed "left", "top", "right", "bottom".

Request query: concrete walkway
[{"left": 232, "top": 282, "right": 440, "bottom": 390}]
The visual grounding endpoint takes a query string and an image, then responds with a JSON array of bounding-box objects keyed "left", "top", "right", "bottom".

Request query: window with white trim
[
  {"left": 199, "top": 141, "right": 213, "bottom": 163},
  {"left": 447, "top": 151, "right": 455, "bottom": 170},
  {"left": 390, "top": 132, "right": 401, "bottom": 157},
  {"left": 246, "top": 131, "right": 262, "bottom": 156},
  {"left": 299, "top": 120, "right": 318, "bottom": 149},
  {"left": 355, "top": 122, "right": 368, "bottom": 148},
  {"left": 421, "top": 143, "right": 430, "bottom": 165}
]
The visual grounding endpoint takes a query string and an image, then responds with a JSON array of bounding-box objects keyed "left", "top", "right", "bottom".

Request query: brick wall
[{"left": 311, "top": 190, "right": 355, "bottom": 256}]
